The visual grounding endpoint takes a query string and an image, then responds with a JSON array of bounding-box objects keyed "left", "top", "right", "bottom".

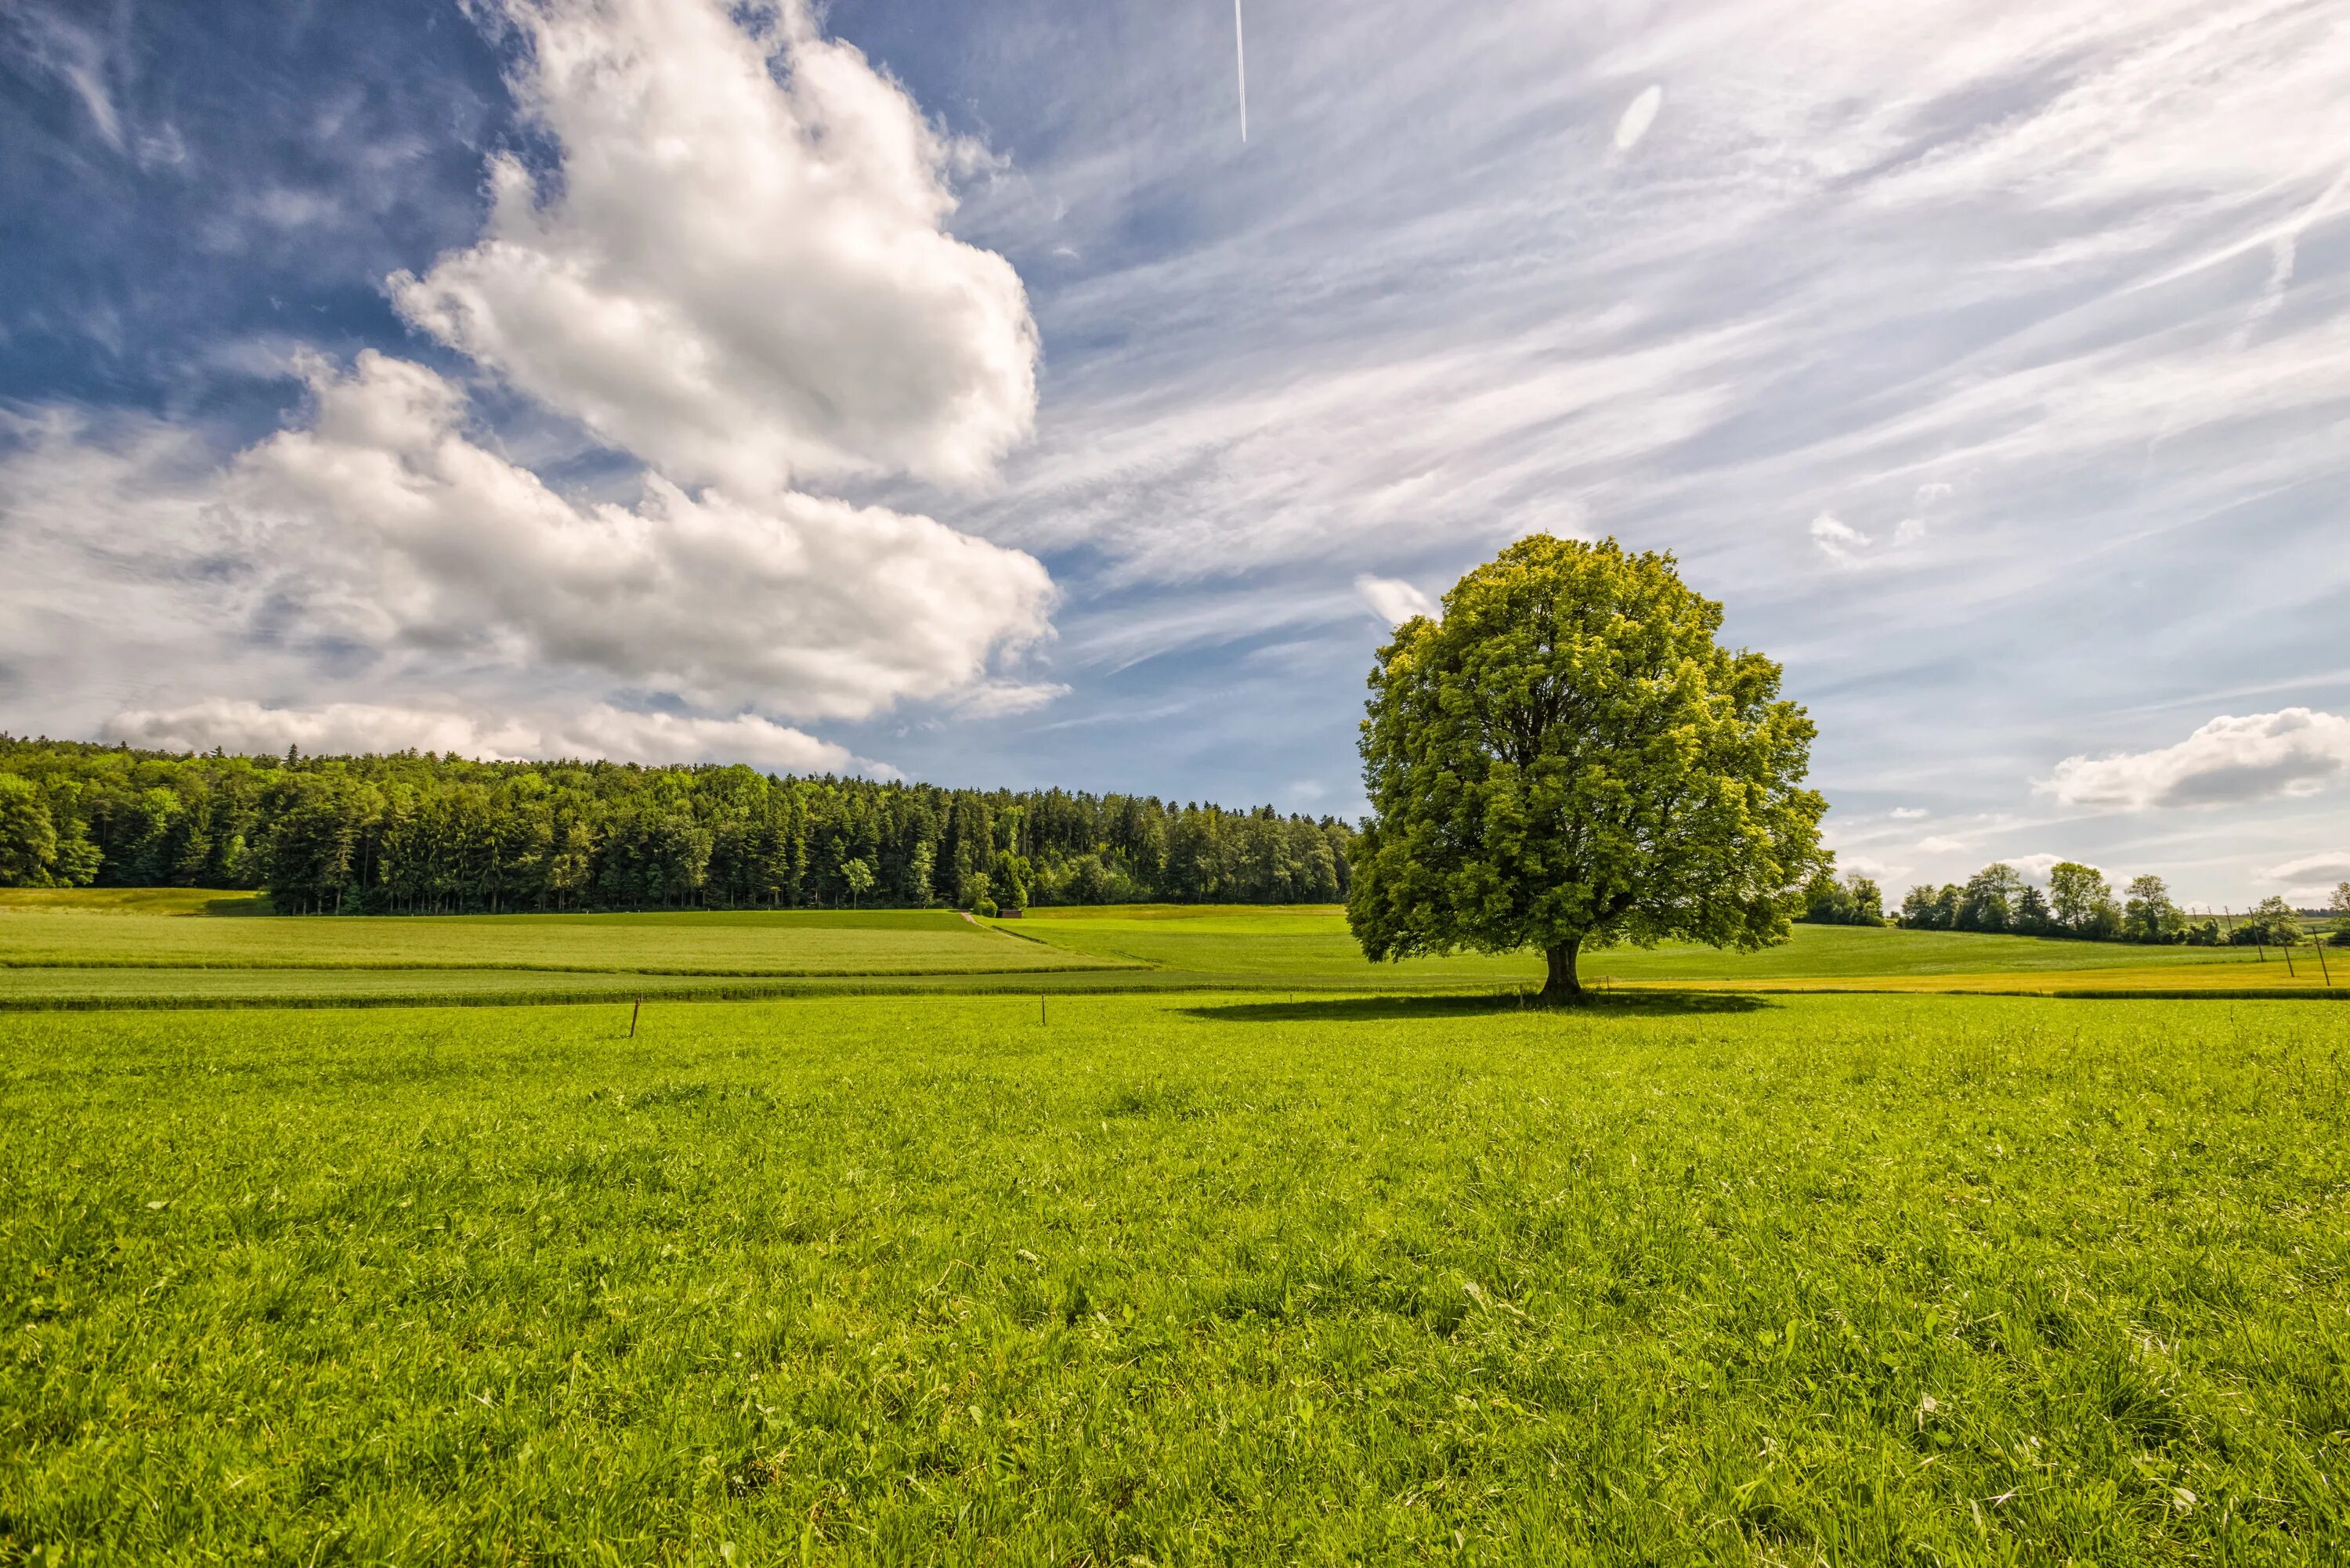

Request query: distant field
[
  {"left": 0, "top": 904, "right": 1130, "bottom": 977},
  {"left": 0, "top": 886, "right": 270, "bottom": 916},
  {"left": 0, "top": 894, "right": 2337, "bottom": 1008},
  {"left": 1013, "top": 905, "right": 2316, "bottom": 993},
  {"left": 4, "top": 992, "right": 2344, "bottom": 1561}
]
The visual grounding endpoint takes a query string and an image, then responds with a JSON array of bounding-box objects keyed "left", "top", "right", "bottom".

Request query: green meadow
[
  {"left": 4, "top": 897, "right": 2348, "bottom": 1563},
  {"left": 5, "top": 991, "right": 2348, "bottom": 1563}
]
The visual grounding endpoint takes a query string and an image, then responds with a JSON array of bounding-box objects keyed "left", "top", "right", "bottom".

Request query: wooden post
[
  {"left": 630, "top": 996, "right": 642, "bottom": 1039},
  {"left": 2228, "top": 906, "right": 2264, "bottom": 963},
  {"left": 1039, "top": 992, "right": 1046, "bottom": 1026},
  {"left": 2315, "top": 932, "right": 2333, "bottom": 987}
]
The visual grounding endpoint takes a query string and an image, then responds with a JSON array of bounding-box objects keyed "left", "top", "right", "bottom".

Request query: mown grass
[
  {"left": 0, "top": 887, "right": 270, "bottom": 917},
  {"left": 4, "top": 992, "right": 2347, "bottom": 1563},
  {"left": 0, "top": 906, "right": 1128, "bottom": 977}
]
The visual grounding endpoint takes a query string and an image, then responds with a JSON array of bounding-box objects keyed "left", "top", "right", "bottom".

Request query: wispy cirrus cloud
[{"left": 1354, "top": 574, "right": 1437, "bottom": 626}]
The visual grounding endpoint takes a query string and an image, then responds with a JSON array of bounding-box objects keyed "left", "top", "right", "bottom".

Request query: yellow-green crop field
[{"left": 2, "top": 897, "right": 2346, "bottom": 1563}]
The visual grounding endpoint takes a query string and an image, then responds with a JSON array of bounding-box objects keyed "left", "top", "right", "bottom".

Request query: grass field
[
  {"left": 4, "top": 991, "right": 2346, "bottom": 1563},
  {"left": 2, "top": 895, "right": 2337, "bottom": 1009},
  {"left": 0, "top": 905, "right": 1130, "bottom": 977},
  {"left": 1012, "top": 907, "right": 2319, "bottom": 992}
]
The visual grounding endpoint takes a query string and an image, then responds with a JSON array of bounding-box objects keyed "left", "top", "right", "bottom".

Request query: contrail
[{"left": 1235, "top": 0, "right": 1247, "bottom": 142}]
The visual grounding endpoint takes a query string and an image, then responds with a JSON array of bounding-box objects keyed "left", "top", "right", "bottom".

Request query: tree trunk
[{"left": 1540, "top": 936, "right": 1585, "bottom": 1005}]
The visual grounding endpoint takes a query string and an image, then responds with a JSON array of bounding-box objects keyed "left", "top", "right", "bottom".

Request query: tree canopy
[{"left": 1346, "top": 535, "right": 1826, "bottom": 1002}]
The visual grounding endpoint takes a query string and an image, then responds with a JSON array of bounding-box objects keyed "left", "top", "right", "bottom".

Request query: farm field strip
[
  {"left": 0, "top": 906, "right": 1138, "bottom": 977},
  {"left": 0, "top": 966, "right": 1390, "bottom": 1010},
  {"left": 1621, "top": 965, "right": 2345, "bottom": 997},
  {"left": 1008, "top": 905, "right": 2282, "bottom": 977}
]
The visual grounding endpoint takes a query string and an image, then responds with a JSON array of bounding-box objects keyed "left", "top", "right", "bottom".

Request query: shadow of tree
[{"left": 1178, "top": 989, "right": 1772, "bottom": 1024}]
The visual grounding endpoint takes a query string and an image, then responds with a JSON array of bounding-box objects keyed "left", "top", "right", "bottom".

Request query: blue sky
[{"left": 2, "top": 0, "right": 2347, "bottom": 907}]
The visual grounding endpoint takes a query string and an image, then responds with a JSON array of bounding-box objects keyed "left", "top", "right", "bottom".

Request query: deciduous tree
[
  {"left": 1347, "top": 536, "right": 1825, "bottom": 1003},
  {"left": 2047, "top": 862, "right": 2119, "bottom": 938},
  {"left": 2121, "top": 874, "right": 2185, "bottom": 945},
  {"left": 0, "top": 773, "right": 59, "bottom": 885}
]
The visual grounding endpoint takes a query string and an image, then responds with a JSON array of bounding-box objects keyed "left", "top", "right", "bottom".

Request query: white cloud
[
  {"left": 2044, "top": 709, "right": 2350, "bottom": 810},
  {"left": 1913, "top": 482, "right": 1954, "bottom": 505},
  {"left": 102, "top": 699, "right": 872, "bottom": 775},
  {"left": 1813, "top": 511, "right": 1930, "bottom": 565},
  {"left": 947, "top": 678, "right": 1072, "bottom": 718},
  {"left": 1889, "top": 806, "right": 1929, "bottom": 820},
  {"left": 0, "top": 408, "right": 269, "bottom": 719},
  {"left": 2005, "top": 853, "right": 2068, "bottom": 881},
  {"left": 2236, "top": 163, "right": 2350, "bottom": 349},
  {"left": 1354, "top": 573, "right": 1439, "bottom": 625},
  {"left": 1835, "top": 853, "right": 1909, "bottom": 883},
  {"left": 1914, "top": 834, "right": 1969, "bottom": 854},
  {"left": 233, "top": 352, "right": 1055, "bottom": 720},
  {"left": 5, "top": 5, "right": 123, "bottom": 150},
  {"left": 2267, "top": 850, "right": 2350, "bottom": 884},
  {"left": 1810, "top": 513, "right": 1871, "bottom": 565},
  {"left": 390, "top": 0, "right": 1037, "bottom": 492},
  {"left": 1613, "top": 85, "right": 1664, "bottom": 153}
]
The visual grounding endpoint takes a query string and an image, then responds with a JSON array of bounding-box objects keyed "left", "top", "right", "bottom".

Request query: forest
[{"left": 0, "top": 736, "right": 1354, "bottom": 916}]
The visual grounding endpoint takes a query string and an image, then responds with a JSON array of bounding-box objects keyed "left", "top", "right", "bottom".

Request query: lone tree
[{"left": 1347, "top": 536, "right": 1826, "bottom": 1003}]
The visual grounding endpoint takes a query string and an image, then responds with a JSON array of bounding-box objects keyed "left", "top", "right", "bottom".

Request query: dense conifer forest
[{"left": 0, "top": 736, "right": 1354, "bottom": 915}]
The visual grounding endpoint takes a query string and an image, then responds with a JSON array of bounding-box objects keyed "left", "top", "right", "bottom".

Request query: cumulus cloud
[
  {"left": 1354, "top": 573, "right": 1439, "bottom": 625},
  {"left": 233, "top": 352, "right": 1055, "bottom": 720},
  {"left": 0, "top": 407, "right": 267, "bottom": 713},
  {"left": 391, "top": 0, "right": 1037, "bottom": 491},
  {"left": 103, "top": 699, "right": 871, "bottom": 774},
  {"left": 1889, "top": 806, "right": 1929, "bottom": 820},
  {"left": 1914, "top": 834, "right": 1969, "bottom": 854},
  {"left": 1613, "top": 85, "right": 1663, "bottom": 153},
  {"left": 2044, "top": 709, "right": 2350, "bottom": 809}
]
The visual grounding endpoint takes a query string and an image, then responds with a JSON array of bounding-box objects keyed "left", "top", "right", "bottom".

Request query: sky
[{"left": 2, "top": 0, "right": 2347, "bottom": 909}]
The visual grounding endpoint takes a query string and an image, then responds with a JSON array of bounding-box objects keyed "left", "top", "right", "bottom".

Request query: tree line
[
  {"left": 1896, "top": 861, "right": 2335, "bottom": 947},
  {"left": 0, "top": 736, "right": 1355, "bottom": 916}
]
